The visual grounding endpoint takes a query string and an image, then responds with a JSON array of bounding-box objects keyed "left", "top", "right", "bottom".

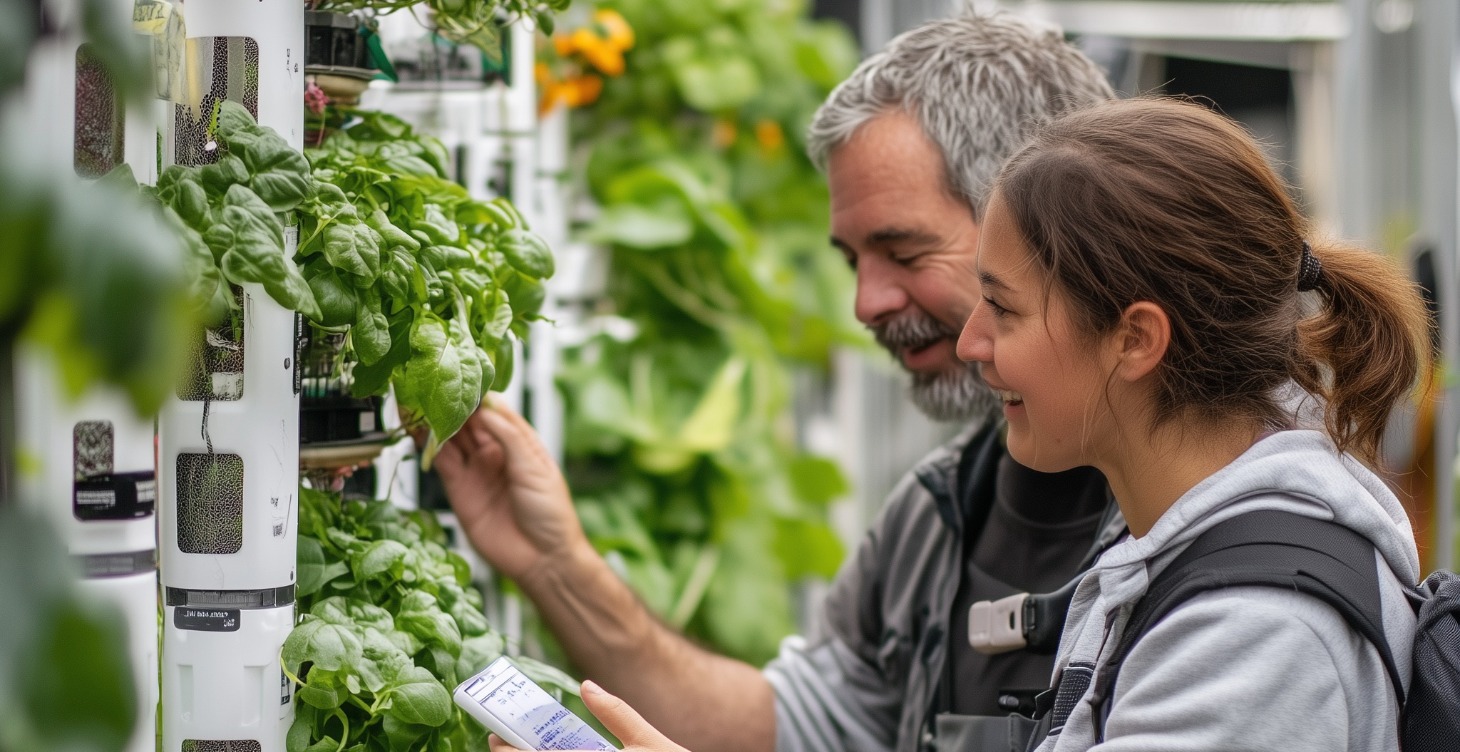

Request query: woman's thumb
[{"left": 580, "top": 681, "right": 680, "bottom": 751}]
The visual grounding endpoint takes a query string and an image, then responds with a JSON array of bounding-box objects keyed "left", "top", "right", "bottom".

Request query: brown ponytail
[
  {"left": 1296, "top": 242, "right": 1432, "bottom": 463},
  {"left": 996, "top": 98, "right": 1430, "bottom": 465}
]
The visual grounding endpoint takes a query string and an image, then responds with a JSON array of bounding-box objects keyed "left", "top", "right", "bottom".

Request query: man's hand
[
  {"left": 433, "top": 400, "right": 590, "bottom": 582},
  {"left": 486, "top": 682, "right": 693, "bottom": 752}
]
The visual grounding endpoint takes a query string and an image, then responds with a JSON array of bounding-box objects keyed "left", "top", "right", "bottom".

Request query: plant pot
[
  {"left": 298, "top": 328, "right": 387, "bottom": 447},
  {"left": 305, "top": 11, "right": 377, "bottom": 105}
]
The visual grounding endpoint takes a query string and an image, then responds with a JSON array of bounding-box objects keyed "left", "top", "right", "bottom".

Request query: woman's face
[{"left": 956, "top": 194, "right": 1122, "bottom": 473}]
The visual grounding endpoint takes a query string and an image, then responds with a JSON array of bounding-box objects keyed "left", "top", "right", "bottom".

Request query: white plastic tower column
[
  {"left": 13, "top": 1, "right": 164, "bottom": 750},
  {"left": 156, "top": 1, "right": 303, "bottom": 751}
]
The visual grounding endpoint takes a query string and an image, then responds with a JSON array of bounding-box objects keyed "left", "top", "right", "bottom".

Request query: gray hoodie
[{"left": 1035, "top": 429, "right": 1419, "bottom": 752}]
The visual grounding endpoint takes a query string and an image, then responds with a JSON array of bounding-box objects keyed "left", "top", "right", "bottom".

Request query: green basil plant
[
  {"left": 150, "top": 103, "right": 553, "bottom": 444},
  {"left": 302, "top": 109, "right": 554, "bottom": 444},
  {"left": 284, "top": 486, "right": 579, "bottom": 752}
]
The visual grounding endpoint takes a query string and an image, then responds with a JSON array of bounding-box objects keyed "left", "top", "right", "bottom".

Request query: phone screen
[{"left": 455, "top": 656, "right": 616, "bottom": 751}]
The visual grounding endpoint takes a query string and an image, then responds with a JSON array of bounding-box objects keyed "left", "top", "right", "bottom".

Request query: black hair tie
[{"left": 1297, "top": 240, "right": 1324, "bottom": 292}]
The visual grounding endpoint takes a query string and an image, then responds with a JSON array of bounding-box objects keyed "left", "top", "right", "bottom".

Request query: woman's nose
[{"left": 956, "top": 304, "right": 992, "bottom": 363}]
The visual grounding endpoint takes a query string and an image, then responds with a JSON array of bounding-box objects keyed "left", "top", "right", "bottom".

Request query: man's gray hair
[{"left": 807, "top": 12, "right": 1115, "bottom": 220}]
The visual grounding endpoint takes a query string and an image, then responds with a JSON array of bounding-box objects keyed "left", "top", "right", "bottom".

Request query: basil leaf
[
  {"left": 214, "top": 186, "right": 320, "bottom": 319},
  {"left": 169, "top": 177, "right": 209, "bottom": 227},
  {"left": 418, "top": 204, "right": 459, "bottom": 245},
  {"left": 322, "top": 221, "right": 382, "bottom": 282},
  {"left": 499, "top": 229, "right": 555, "bottom": 279},
  {"left": 350, "top": 308, "right": 413, "bottom": 399},
  {"left": 395, "top": 316, "right": 484, "bottom": 441},
  {"left": 353, "top": 539, "right": 408, "bottom": 581},
  {"left": 352, "top": 286, "right": 391, "bottom": 366},
  {"left": 304, "top": 262, "right": 357, "bottom": 328},
  {"left": 197, "top": 154, "right": 249, "bottom": 197},
  {"left": 214, "top": 100, "right": 258, "bottom": 140},
  {"left": 394, "top": 591, "right": 461, "bottom": 656},
  {"left": 386, "top": 666, "right": 452, "bottom": 727},
  {"left": 367, "top": 208, "right": 420, "bottom": 251},
  {"left": 282, "top": 616, "right": 362, "bottom": 674},
  {"left": 244, "top": 133, "right": 311, "bottom": 212}
]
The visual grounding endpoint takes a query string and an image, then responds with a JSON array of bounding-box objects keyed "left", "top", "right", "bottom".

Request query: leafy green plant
[
  {"left": 310, "top": 0, "right": 572, "bottom": 60},
  {"left": 301, "top": 110, "right": 554, "bottom": 443},
  {"left": 0, "top": 504, "right": 140, "bottom": 752},
  {"left": 285, "top": 487, "right": 578, "bottom": 751},
  {"left": 551, "top": 0, "right": 864, "bottom": 664},
  {"left": 150, "top": 101, "right": 321, "bottom": 326},
  {"left": 149, "top": 103, "right": 552, "bottom": 443},
  {"left": 2, "top": 6, "right": 173, "bottom": 750},
  {"left": 3, "top": 0, "right": 190, "bottom": 488}
]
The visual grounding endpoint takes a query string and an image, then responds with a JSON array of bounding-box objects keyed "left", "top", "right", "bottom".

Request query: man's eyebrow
[
  {"left": 829, "top": 227, "right": 940, "bottom": 251},
  {"left": 865, "top": 227, "right": 940, "bottom": 246}
]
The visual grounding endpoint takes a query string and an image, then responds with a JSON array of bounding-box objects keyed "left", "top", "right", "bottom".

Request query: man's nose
[{"left": 853, "top": 259, "right": 908, "bottom": 326}]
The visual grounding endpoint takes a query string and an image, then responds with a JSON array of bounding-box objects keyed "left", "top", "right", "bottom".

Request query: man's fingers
[
  {"left": 480, "top": 406, "right": 540, "bottom": 464},
  {"left": 433, "top": 435, "right": 465, "bottom": 476},
  {"left": 581, "top": 681, "right": 682, "bottom": 751}
]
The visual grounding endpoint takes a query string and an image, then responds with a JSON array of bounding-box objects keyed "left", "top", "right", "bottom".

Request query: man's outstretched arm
[{"left": 434, "top": 403, "right": 776, "bottom": 752}]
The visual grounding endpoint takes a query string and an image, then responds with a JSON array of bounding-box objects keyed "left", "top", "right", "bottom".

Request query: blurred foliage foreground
[
  {"left": 554, "top": 0, "right": 865, "bottom": 664},
  {"left": 0, "top": 2, "right": 186, "bottom": 751}
]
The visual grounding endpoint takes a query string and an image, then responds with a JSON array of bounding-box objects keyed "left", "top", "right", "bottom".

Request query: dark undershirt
[{"left": 946, "top": 445, "right": 1109, "bottom": 716}]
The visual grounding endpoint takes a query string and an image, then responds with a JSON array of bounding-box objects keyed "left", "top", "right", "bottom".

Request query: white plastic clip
[{"left": 969, "top": 592, "right": 1028, "bottom": 654}]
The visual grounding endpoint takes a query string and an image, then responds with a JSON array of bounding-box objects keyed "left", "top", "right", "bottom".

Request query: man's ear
[{"left": 1113, "top": 301, "right": 1170, "bottom": 382}]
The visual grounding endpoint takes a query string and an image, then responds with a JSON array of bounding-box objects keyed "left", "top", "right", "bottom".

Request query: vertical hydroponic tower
[
  {"left": 13, "top": 1, "right": 165, "bottom": 750},
  {"left": 156, "top": 0, "right": 303, "bottom": 750}
]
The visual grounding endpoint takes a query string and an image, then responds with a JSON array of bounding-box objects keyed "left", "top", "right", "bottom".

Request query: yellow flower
[
  {"left": 574, "top": 31, "right": 625, "bottom": 76},
  {"left": 593, "top": 9, "right": 635, "bottom": 51},
  {"left": 553, "top": 33, "right": 576, "bottom": 58},
  {"left": 754, "top": 119, "right": 784, "bottom": 151},
  {"left": 563, "top": 74, "right": 603, "bottom": 108}
]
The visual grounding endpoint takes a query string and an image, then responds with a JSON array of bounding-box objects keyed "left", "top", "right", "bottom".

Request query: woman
[{"left": 955, "top": 97, "right": 1425, "bottom": 751}]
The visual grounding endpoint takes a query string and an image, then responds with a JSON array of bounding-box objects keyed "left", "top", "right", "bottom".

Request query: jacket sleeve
[
  {"left": 1091, "top": 587, "right": 1398, "bottom": 752},
  {"left": 763, "top": 503, "right": 904, "bottom": 752}
]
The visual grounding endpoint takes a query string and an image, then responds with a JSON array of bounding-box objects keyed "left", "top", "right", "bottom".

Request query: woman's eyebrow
[{"left": 979, "top": 269, "right": 1010, "bottom": 293}]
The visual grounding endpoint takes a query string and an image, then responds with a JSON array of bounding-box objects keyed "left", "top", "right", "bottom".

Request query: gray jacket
[
  {"left": 1035, "top": 430, "right": 1419, "bottom": 752},
  {"left": 765, "top": 423, "right": 1124, "bottom": 752}
]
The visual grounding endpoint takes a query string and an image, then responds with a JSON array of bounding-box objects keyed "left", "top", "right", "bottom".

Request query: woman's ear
[{"left": 1113, "top": 301, "right": 1170, "bottom": 382}]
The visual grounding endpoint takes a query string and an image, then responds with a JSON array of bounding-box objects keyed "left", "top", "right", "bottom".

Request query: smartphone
[{"left": 454, "top": 656, "right": 617, "bottom": 751}]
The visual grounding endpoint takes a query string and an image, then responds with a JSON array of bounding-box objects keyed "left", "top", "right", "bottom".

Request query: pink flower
[{"left": 305, "top": 81, "right": 329, "bottom": 115}]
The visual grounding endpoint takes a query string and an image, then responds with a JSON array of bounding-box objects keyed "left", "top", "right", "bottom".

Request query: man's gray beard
[
  {"left": 908, "top": 362, "right": 1001, "bottom": 423},
  {"left": 872, "top": 311, "right": 1001, "bottom": 424}
]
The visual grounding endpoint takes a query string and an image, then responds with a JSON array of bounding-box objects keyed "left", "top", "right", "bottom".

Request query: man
[{"left": 437, "top": 12, "right": 1121, "bottom": 752}]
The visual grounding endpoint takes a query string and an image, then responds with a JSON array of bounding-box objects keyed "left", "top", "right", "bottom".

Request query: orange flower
[
  {"left": 593, "top": 9, "right": 635, "bottom": 51},
  {"left": 570, "top": 28, "right": 598, "bottom": 57},
  {"left": 712, "top": 119, "right": 738, "bottom": 148},
  {"left": 569, "top": 74, "right": 604, "bottom": 107},
  {"left": 576, "top": 35, "right": 625, "bottom": 76},
  {"left": 553, "top": 33, "right": 576, "bottom": 58},
  {"left": 538, "top": 81, "right": 565, "bottom": 115},
  {"left": 754, "top": 119, "right": 784, "bottom": 151}
]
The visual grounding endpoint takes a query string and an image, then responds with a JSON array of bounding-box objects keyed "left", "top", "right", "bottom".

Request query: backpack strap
[{"left": 1089, "top": 509, "right": 1405, "bottom": 738}]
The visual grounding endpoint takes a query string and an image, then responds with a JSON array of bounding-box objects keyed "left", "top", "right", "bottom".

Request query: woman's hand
[{"left": 487, "top": 681, "right": 693, "bottom": 752}]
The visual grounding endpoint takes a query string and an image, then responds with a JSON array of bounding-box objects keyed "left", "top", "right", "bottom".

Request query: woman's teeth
[{"left": 998, "top": 390, "right": 1023, "bottom": 405}]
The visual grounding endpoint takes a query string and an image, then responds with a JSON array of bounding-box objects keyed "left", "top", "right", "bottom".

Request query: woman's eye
[{"left": 983, "top": 297, "right": 1010, "bottom": 318}]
